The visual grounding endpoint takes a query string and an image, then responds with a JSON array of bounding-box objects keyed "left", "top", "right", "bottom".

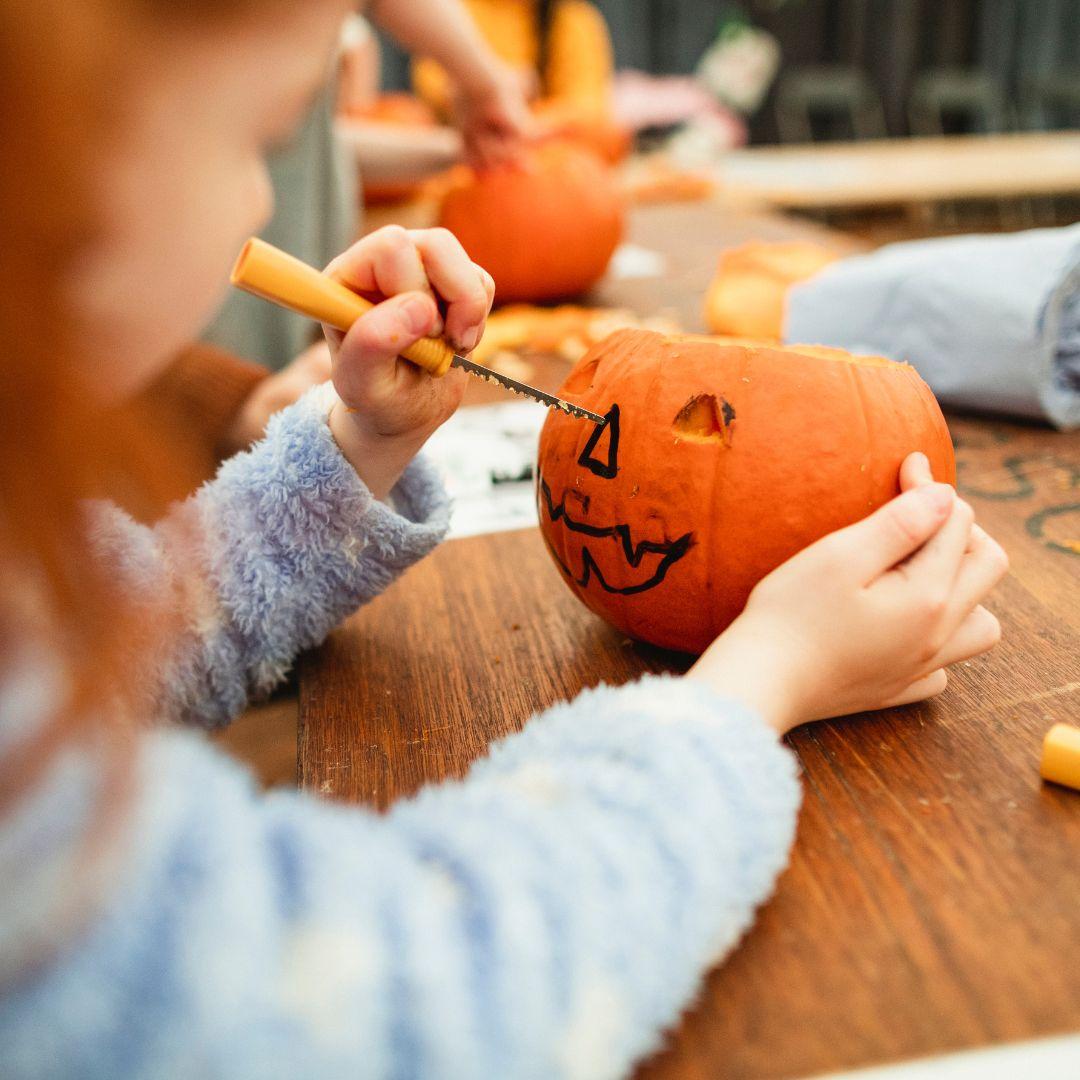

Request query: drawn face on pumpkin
[
  {"left": 536, "top": 330, "right": 956, "bottom": 655},
  {"left": 538, "top": 403, "right": 696, "bottom": 596}
]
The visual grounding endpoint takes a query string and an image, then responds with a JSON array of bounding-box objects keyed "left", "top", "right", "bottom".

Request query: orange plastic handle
[{"left": 229, "top": 237, "right": 455, "bottom": 378}]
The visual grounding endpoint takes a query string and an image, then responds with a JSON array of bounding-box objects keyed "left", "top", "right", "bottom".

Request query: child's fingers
[
  {"left": 824, "top": 483, "right": 955, "bottom": 584},
  {"left": 883, "top": 668, "right": 949, "bottom": 708},
  {"left": 411, "top": 228, "right": 492, "bottom": 352},
  {"left": 945, "top": 530, "right": 1009, "bottom": 628},
  {"left": 479, "top": 267, "right": 496, "bottom": 307},
  {"left": 333, "top": 291, "right": 440, "bottom": 406},
  {"left": 325, "top": 227, "right": 416, "bottom": 294},
  {"left": 894, "top": 495, "right": 973, "bottom": 588},
  {"left": 966, "top": 520, "right": 991, "bottom": 555},
  {"left": 925, "top": 604, "right": 1002, "bottom": 671},
  {"left": 327, "top": 227, "right": 443, "bottom": 337},
  {"left": 899, "top": 451, "right": 933, "bottom": 492}
]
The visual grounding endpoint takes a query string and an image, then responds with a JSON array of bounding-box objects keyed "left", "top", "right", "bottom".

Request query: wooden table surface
[
  {"left": 718, "top": 131, "right": 1080, "bottom": 210},
  {"left": 298, "top": 200, "right": 1080, "bottom": 1078}
]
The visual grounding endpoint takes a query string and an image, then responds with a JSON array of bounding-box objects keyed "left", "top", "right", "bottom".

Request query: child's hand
[
  {"left": 324, "top": 226, "right": 494, "bottom": 500},
  {"left": 688, "top": 453, "right": 1009, "bottom": 735},
  {"left": 455, "top": 63, "right": 534, "bottom": 168},
  {"left": 224, "top": 340, "right": 332, "bottom": 454}
]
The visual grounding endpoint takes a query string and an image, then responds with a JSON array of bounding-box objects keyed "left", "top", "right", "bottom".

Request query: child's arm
[
  {"left": 369, "top": 0, "right": 532, "bottom": 165},
  {"left": 130, "top": 340, "right": 334, "bottom": 510},
  {"left": 0, "top": 674, "right": 800, "bottom": 1078},
  {"left": 89, "top": 227, "right": 490, "bottom": 728}
]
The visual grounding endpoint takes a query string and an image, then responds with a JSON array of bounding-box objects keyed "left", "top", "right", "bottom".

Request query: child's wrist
[
  {"left": 686, "top": 616, "right": 805, "bottom": 737},
  {"left": 328, "top": 402, "right": 424, "bottom": 503}
]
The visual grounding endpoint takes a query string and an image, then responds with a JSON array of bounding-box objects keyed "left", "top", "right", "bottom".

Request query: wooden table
[
  {"left": 298, "top": 201, "right": 1080, "bottom": 1078},
  {"left": 718, "top": 132, "right": 1080, "bottom": 210}
]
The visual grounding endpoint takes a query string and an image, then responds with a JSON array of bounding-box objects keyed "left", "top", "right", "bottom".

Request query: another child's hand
[
  {"left": 224, "top": 340, "right": 333, "bottom": 454},
  {"left": 456, "top": 63, "right": 533, "bottom": 168},
  {"left": 324, "top": 226, "right": 494, "bottom": 500},
  {"left": 689, "top": 453, "right": 1009, "bottom": 735}
]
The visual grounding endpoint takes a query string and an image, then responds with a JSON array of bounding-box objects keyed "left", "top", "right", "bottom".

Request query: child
[{"left": 0, "top": 2, "right": 1007, "bottom": 1078}]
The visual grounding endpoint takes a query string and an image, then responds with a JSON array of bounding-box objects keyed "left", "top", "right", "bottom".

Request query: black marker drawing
[
  {"left": 1026, "top": 503, "right": 1080, "bottom": 557},
  {"left": 957, "top": 454, "right": 1080, "bottom": 501},
  {"left": 578, "top": 405, "right": 620, "bottom": 479},
  {"left": 538, "top": 475, "right": 693, "bottom": 595}
]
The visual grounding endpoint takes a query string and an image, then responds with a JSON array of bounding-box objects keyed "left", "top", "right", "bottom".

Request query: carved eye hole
[
  {"left": 563, "top": 357, "right": 601, "bottom": 395},
  {"left": 578, "top": 404, "right": 620, "bottom": 479},
  {"left": 673, "top": 394, "right": 736, "bottom": 446}
]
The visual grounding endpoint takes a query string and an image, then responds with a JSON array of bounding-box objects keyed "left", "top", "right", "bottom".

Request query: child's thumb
[
  {"left": 336, "top": 291, "right": 440, "bottom": 386},
  {"left": 899, "top": 450, "right": 934, "bottom": 492}
]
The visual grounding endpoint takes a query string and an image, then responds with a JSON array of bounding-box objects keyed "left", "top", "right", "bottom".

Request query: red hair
[{"left": 0, "top": 0, "right": 334, "bottom": 852}]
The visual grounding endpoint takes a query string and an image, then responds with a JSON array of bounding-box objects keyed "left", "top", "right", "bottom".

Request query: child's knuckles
[
  {"left": 912, "top": 588, "right": 950, "bottom": 631},
  {"left": 373, "top": 223, "right": 412, "bottom": 252},
  {"left": 923, "top": 589, "right": 951, "bottom": 620},
  {"left": 915, "top": 636, "right": 943, "bottom": 668},
  {"left": 883, "top": 500, "right": 928, "bottom": 549},
  {"left": 427, "top": 226, "right": 463, "bottom": 250},
  {"left": 954, "top": 499, "right": 975, "bottom": 529},
  {"left": 986, "top": 538, "right": 1010, "bottom": 577},
  {"left": 423, "top": 227, "right": 469, "bottom": 266}
]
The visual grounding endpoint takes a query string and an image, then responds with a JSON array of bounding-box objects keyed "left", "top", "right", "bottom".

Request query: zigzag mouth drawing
[{"left": 537, "top": 476, "right": 693, "bottom": 595}]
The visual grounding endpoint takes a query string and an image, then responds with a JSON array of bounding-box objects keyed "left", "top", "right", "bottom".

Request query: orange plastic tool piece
[
  {"left": 230, "top": 237, "right": 454, "bottom": 377},
  {"left": 1041, "top": 723, "right": 1080, "bottom": 792}
]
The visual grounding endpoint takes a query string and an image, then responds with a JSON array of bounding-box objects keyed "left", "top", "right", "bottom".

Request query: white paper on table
[{"left": 423, "top": 401, "right": 548, "bottom": 539}]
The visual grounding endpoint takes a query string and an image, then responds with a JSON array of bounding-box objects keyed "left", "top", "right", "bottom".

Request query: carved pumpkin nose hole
[
  {"left": 563, "top": 357, "right": 601, "bottom": 395},
  {"left": 673, "top": 394, "right": 736, "bottom": 445}
]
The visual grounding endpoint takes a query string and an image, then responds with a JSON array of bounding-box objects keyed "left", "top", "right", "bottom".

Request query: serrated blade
[{"left": 451, "top": 355, "right": 605, "bottom": 425}]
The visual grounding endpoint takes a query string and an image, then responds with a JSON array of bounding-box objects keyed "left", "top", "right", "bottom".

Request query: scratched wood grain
[{"left": 299, "top": 202, "right": 1080, "bottom": 1077}]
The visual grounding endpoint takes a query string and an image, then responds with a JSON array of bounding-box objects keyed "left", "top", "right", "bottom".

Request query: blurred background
[
  {"left": 377, "top": 0, "right": 1080, "bottom": 142},
  {"left": 348, "top": 0, "right": 1080, "bottom": 245}
]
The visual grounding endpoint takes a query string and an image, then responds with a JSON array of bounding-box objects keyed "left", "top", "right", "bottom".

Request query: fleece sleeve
[
  {"left": 0, "top": 675, "right": 800, "bottom": 1080},
  {"left": 87, "top": 383, "right": 450, "bottom": 728}
]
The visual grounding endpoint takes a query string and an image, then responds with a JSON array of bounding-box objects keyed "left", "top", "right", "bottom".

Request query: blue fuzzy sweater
[{"left": 0, "top": 386, "right": 801, "bottom": 1080}]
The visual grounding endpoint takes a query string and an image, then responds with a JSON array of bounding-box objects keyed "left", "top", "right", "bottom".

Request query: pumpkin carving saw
[{"left": 536, "top": 329, "right": 956, "bottom": 654}]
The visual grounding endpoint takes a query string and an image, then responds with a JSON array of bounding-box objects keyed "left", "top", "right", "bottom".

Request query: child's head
[
  {"left": 59, "top": 0, "right": 351, "bottom": 395},
  {"left": 0, "top": 0, "right": 349, "bottom": 737}
]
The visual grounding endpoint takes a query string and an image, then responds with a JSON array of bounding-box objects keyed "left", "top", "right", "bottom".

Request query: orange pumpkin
[
  {"left": 438, "top": 142, "right": 625, "bottom": 304},
  {"left": 704, "top": 241, "right": 840, "bottom": 340},
  {"left": 537, "top": 330, "right": 956, "bottom": 654},
  {"left": 531, "top": 99, "right": 633, "bottom": 165}
]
